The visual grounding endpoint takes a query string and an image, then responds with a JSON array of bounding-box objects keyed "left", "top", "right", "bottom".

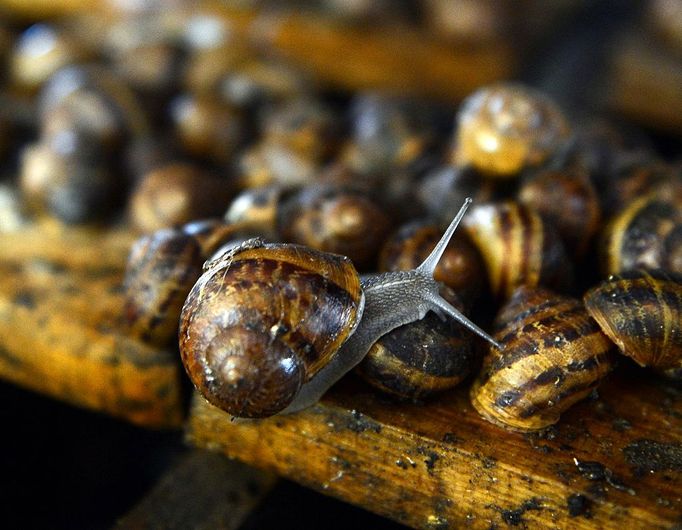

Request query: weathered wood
[
  {"left": 188, "top": 369, "right": 682, "bottom": 529},
  {"left": 0, "top": 220, "right": 183, "bottom": 428},
  {"left": 116, "top": 450, "right": 277, "bottom": 530}
]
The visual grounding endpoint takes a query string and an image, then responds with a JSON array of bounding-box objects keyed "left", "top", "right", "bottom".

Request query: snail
[
  {"left": 123, "top": 219, "right": 245, "bottom": 345},
  {"left": 462, "top": 200, "right": 573, "bottom": 300},
  {"left": 470, "top": 285, "right": 614, "bottom": 432},
  {"left": 517, "top": 167, "right": 601, "bottom": 259},
  {"left": 278, "top": 184, "right": 392, "bottom": 269},
  {"left": 452, "top": 83, "right": 570, "bottom": 178},
  {"left": 584, "top": 269, "right": 682, "bottom": 372},
  {"left": 599, "top": 183, "right": 682, "bottom": 276},
  {"left": 379, "top": 219, "right": 486, "bottom": 306},
  {"left": 356, "top": 285, "right": 475, "bottom": 401},
  {"left": 179, "top": 198, "right": 501, "bottom": 418},
  {"left": 129, "top": 163, "right": 234, "bottom": 233}
]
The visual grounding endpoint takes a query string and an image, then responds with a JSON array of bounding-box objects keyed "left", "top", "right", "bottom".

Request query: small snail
[
  {"left": 179, "top": 199, "right": 500, "bottom": 418},
  {"left": 379, "top": 219, "right": 486, "bottom": 306},
  {"left": 356, "top": 285, "right": 475, "bottom": 401},
  {"left": 452, "top": 83, "right": 570, "bottom": 178},
  {"left": 129, "top": 163, "right": 234, "bottom": 233},
  {"left": 462, "top": 201, "right": 572, "bottom": 300},
  {"left": 599, "top": 184, "right": 682, "bottom": 276},
  {"left": 278, "top": 184, "right": 392, "bottom": 270},
  {"left": 470, "top": 285, "right": 614, "bottom": 432},
  {"left": 517, "top": 167, "right": 601, "bottom": 258},
  {"left": 123, "top": 219, "right": 244, "bottom": 345},
  {"left": 584, "top": 269, "right": 682, "bottom": 372}
]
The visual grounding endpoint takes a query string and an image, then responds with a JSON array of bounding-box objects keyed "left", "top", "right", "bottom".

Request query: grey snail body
[{"left": 180, "top": 198, "right": 500, "bottom": 418}]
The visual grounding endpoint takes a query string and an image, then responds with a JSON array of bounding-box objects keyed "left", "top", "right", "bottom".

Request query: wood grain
[
  {"left": 0, "top": 220, "right": 183, "bottom": 427},
  {"left": 188, "top": 368, "right": 682, "bottom": 529}
]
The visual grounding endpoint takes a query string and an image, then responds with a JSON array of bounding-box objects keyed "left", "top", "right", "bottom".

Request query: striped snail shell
[
  {"left": 180, "top": 199, "right": 500, "bottom": 418},
  {"left": 517, "top": 167, "right": 601, "bottom": 258},
  {"left": 600, "top": 184, "right": 682, "bottom": 276},
  {"left": 379, "top": 219, "right": 486, "bottom": 306},
  {"left": 356, "top": 286, "right": 474, "bottom": 401},
  {"left": 123, "top": 220, "right": 240, "bottom": 345},
  {"left": 452, "top": 83, "right": 570, "bottom": 178},
  {"left": 584, "top": 269, "right": 682, "bottom": 371},
  {"left": 278, "top": 185, "right": 391, "bottom": 269},
  {"left": 462, "top": 201, "right": 572, "bottom": 300},
  {"left": 470, "top": 285, "right": 614, "bottom": 432}
]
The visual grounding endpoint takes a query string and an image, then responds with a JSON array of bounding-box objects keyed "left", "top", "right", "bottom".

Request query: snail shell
[
  {"left": 278, "top": 185, "right": 391, "bottom": 269},
  {"left": 462, "top": 201, "right": 572, "bottom": 299},
  {"left": 470, "top": 286, "right": 614, "bottom": 432},
  {"left": 179, "top": 239, "right": 364, "bottom": 418},
  {"left": 379, "top": 219, "right": 486, "bottom": 306},
  {"left": 584, "top": 269, "right": 682, "bottom": 371},
  {"left": 170, "top": 94, "right": 244, "bottom": 163},
  {"left": 517, "top": 167, "right": 601, "bottom": 258},
  {"left": 452, "top": 83, "right": 570, "bottom": 178},
  {"left": 123, "top": 220, "right": 242, "bottom": 345},
  {"left": 356, "top": 286, "right": 474, "bottom": 401},
  {"left": 600, "top": 184, "right": 682, "bottom": 275},
  {"left": 129, "top": 163, "right": 234, "bottom": 233}
]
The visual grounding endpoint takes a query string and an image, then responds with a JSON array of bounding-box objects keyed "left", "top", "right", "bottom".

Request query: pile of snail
[{"left": 1, "top": 12, "right": 680, "bottom": 433}]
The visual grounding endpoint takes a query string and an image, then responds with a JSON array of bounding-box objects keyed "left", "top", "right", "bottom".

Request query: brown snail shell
[
  {"left": 600, "top": 184, "right": 682, "bottom": 275},
  {"left": 179, "top": 239, "right": 363, "bottom": 418},
  {"left": 129, "top": 163, "right": 234, "bottom": 233},
  {"left": 224, "top": 185, "right": 284, "bottom": 240},
  {"left": 470, "top": 285, "right": 614, "bottom": 432},
  {"left": 584, "top": 269, "right": 682, "bottom": 371},
  {"left": 462, "top": 201, "right": 572, "bottom": 299},
  {"left": 452, "top": 83, "right": 570, "bottom": 178},
  {"left": 236, "top": 141, "right": 320, "bottom": 190},
  {"left": 278, "top": 185, "right": 391, "bottom": 269},
  {"left": 123, "top": 220, "right": 242, "bottom": 345},
  {"left": 518, "top": 167, "right": 601, "bottom": 258},
  {"left": 170, "top": 94, "right": 244, "bottom": 163},
  {"left": 11, "top": 24, "right": 90, "bottom": 92},
  {"left": 379, "top": 219, "right": 486, "bottom": 306},
  {"left": 356, "top": 286, "right": 474, "bottom": 401}
]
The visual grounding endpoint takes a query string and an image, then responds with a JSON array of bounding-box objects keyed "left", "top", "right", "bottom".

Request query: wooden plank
[
  {"left": 115, "top": 450, "right": 277, "bottom": 530},
  {"left": 0, "top": 221, "right": 183, "bottom": 428},
  {"left": 188, "top": 369, "right": 682, "bottom": 529}
]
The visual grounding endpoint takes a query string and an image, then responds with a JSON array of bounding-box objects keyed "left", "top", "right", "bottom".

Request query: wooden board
[
  {"left": 0, "top": 220, "right": 183, "bottom": 428},
  {"left": 188, "top": 368, "right": 682, "bottom": 529}
]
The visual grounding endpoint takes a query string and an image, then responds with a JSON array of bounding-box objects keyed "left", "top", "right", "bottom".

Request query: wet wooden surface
[
  {"left": 188, "top": 368, "right": 682, "bottom": 529},
  {"left": 0, "top": 220, "right": 183, "bottom": 428}
]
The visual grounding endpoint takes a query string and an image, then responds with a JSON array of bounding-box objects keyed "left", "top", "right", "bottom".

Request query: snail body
[
  {"left": 180, "top": 199, "right": 500, "bottom": 418},
  {"left": 471, "top": 285, "right": 614, "bottom": 432}
]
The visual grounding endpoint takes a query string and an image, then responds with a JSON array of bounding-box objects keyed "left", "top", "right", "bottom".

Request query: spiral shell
[
  {"left": 518, "top": 167, "right": 601, "bottom": 258},
  {"left": 584, "top": 269, "right": 682, "bottom": 371},
  {"left": 600, "top": 184, "right": 682, "bottom": 275},
  {"left": 379, "top": 219, "right": 486, "bottom": 306},
  {"left": 462, "top": 201, "right": 572, "bottom": 299},
  {"left": 278, "top": 185, "right": 391, "bottom": 269},
  {"left": 470, "top": 286, "right": 614, "bottom": 432},
  {"left": 452, "top": 83, "right": 570, "bottom": 178},
  {"left": 356, "top": 286, "right": 474, "bottom": 401},
  {"left": 179, "top": 240, "right": 363, "bottom": 418},
  {"left": 124, "top": 227, "right": 202, "bottom": 345}
]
